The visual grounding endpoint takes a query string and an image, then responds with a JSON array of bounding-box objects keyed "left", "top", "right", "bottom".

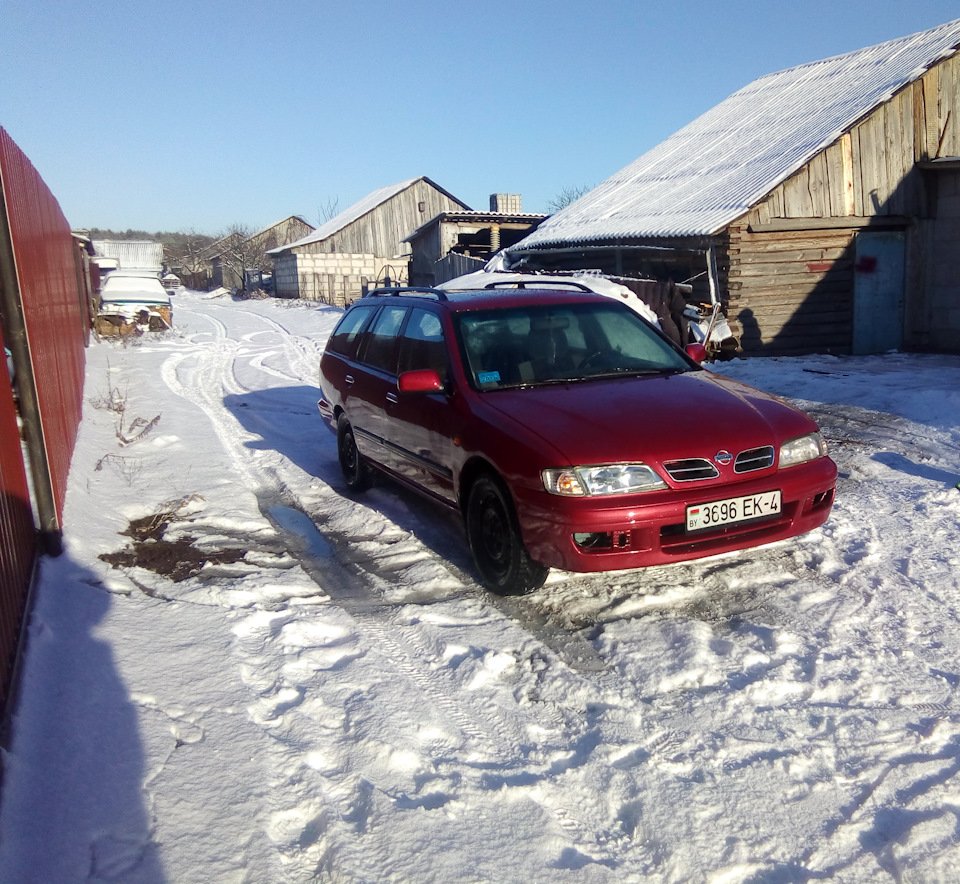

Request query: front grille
[
  {"left": 734, "top": 446, "right": 775, "bottom": 473},
  {"left": 663, "top": 458, "right": 719, "bottom": 482}
]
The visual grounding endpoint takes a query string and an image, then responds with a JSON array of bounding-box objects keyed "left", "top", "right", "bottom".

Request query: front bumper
[{"left": 516, "top": 456, "right": 838, "bottom": 573}]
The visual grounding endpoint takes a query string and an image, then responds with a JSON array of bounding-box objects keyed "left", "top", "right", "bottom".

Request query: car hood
[{"left": 482, "top": 370, "right": 818, "bottom": 466}]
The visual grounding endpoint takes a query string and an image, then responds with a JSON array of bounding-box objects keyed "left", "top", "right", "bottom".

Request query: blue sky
[{"left": 1, "top": 0, "right": 958, "bottom": 234}]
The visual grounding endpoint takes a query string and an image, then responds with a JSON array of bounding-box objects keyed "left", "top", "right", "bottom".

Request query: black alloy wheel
[
  {"left": 466, "top": 473, "right": 548, "bottom": 595},
  {"left": 337, "top": 414, "right": 371, "bottom": 492}
]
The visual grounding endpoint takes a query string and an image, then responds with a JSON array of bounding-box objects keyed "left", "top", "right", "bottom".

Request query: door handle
[
  {"left": 386, "top": 392, "right": 399, "bottom": 404},
  {"left": 345, "top": 374, "right": 355, "bottom": 385}
]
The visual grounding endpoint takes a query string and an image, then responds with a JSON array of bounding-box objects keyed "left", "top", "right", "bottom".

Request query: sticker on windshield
[{"left": 478, "top": 371, "right": 501, "bottom": 384}]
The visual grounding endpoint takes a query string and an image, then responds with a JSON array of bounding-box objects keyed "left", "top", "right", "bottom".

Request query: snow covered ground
[{"left": 2, "top": 290, "right": 960, "bottom": 883}]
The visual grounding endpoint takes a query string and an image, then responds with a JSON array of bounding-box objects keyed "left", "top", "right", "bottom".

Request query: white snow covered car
[{"left": 95, "top": 272, "right": 173, "bottom": 335}]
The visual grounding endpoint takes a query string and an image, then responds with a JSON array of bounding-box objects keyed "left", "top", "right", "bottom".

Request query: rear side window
[
  {"left": 327, "top": 304, "right": 377, "bottom": 356},
  {"left": 358, "top": 305, "right": 407, "bottom": 372}
]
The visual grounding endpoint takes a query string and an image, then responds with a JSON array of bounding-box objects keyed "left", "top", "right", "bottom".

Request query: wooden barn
[
  {"left": 269, "top": 177, "right": 470, "bottom": 304},
  {"left": 504, "top": 19, "right": 960, "bottom": 356}
]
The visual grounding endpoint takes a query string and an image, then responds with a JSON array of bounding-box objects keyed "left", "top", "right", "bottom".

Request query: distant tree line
[{"left": 85, "top": 227, "right": 217, "bottom": 254}]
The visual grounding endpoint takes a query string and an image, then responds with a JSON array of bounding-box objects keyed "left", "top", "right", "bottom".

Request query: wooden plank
[
  {"left": 782, "top": 167, "right": 815, "bottom": 217},
  {"left": 733, "top": 297, "right": 852, "bottom": 315},
  {"left": 736, "top": 313, "right": 852, "bottom": 333},
  {"left": 733, "top": 299, "right": 851, "bottom": 317},
  {"left": 807, "top": 152, "right": 830, "bottom": 217},
  {"left": 850, "top": 126, "right": 864, "bottom": 215},
  {"left": 824, "top": 141, "right": 848, "bottom": 216},
  {"left": 857, "top": 115, "right": 882, "bottom": 213},
  {"left": 939, "top": 55, "right": 957, "bottom": 157},
  {"left": 734, "top": 248, "right": 851, "bottom": 265},
  {"left": 734, "top": 232, "right": 856, "bottom": 250},
  {"left": 730, "top": 277, "right": 852, "bottom": 295},
  {"left": 729, "top": 282, "right": 853, "bottom": 300},
  {"left": 748, "top": 216, "right": 909, "bottom": 232},
  {"left": 883, "top": 100, "right": 903, "bottom": 209},
  {"left": 735, "top": 279, "right": 854, "bottom": 298},
  {"left": 941, "top": 56, "right": 960, "bottom": 157},
  {"left": 734, "top": 308, "right": 853, "bottom": 339},
  {"left": 754, "top": 198, "right": 771, "bottom": 226},
  {"left": 732, "top": 263, "right": 851, "bottom": 281},
  {"left": 924, "top": 66, "right": 939, "bottom": 159},
  {"left": 913, "top": 81, "right": 926, "bottom": 162}
]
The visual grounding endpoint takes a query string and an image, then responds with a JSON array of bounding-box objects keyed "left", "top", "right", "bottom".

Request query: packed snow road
[{"left": 2, "top": 290, "right": 960, "bottom": 883}]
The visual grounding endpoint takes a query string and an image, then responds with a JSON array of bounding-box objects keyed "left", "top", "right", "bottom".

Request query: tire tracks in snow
[{"left": 161, "top": 301, "right": 629, "bottom": 878}]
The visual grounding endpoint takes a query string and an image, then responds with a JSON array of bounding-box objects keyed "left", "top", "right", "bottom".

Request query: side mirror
[
  {"left": 685, "top": 343, "right": 708, "bottom": 364},
  {"left": 398, "top": 368, "right": 444, "bottom": 393}
]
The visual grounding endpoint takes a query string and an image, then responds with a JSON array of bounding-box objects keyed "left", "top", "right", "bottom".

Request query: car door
[
  {"left": 350, "top": 303, "right": 408, "bottom": 466},
  {"left": 386, "top": 307, "right": 459, "bottom": 503}
]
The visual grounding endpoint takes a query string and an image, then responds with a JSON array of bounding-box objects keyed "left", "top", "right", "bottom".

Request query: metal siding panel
[{"left": 0, "top": 126, "right": 86, "bottom": 707}]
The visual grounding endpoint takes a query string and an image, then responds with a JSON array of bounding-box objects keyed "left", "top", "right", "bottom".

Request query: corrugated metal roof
[
  {"left": 92, "top": 240, "right": 164, "bottom": 271},
  {"left": 515, "top": 18, "right": 960, "bottom": 249}
]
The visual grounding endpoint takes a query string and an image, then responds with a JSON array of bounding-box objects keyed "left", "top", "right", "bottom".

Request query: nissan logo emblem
[{"left": 714, "top": 450, "right": 733, "bottom": 465}]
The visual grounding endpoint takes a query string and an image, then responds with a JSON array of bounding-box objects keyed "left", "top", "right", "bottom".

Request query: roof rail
[
  {"left": 363, "top": 286, "right": 448, "bottom": 301},
  {"left": 481, "top": 280, "right": 595, "bottom": 293}
]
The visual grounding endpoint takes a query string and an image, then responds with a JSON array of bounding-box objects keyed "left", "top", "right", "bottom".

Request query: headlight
[
  {"left": 542, "top": 464, "right": 668, "bottom": 496},
  {"left": 779, "top": 432, "right": 827, "bottom": 468}
]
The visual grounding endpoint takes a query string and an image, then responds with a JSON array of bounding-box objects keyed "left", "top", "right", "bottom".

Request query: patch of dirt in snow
[{"left": 99, "top": 498, "right": 250, "bottom": 582}]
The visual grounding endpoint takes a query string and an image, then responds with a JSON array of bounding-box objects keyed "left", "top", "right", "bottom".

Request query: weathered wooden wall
[
  {"left": 725, "top": 51, "right": 960, "bottom": 354},
  {"left": 302, "top": 180, "right": 465, "bottom": 257},
  {"left": 726, "top": 225, "right": 858, "bottom": 354}
]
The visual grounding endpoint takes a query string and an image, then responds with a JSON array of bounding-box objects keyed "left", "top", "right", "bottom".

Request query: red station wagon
[{"left": 318, "top": 287, "right": 837, "bottom": 594}]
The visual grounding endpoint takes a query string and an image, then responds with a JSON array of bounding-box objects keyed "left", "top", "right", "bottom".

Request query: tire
[
  {"left": 466, "top": 474, "right": 548, "bottom": 595},
  {"left": 337, "top": 414, "right": 371, "bottom": 492}
]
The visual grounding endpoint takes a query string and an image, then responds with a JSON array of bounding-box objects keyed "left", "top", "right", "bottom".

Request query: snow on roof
[
  {"left": 515, "top": 18, "right": 960, "bottom": 248},
  {"left": 269, "top": 177, "right": 467, "bottom": 254}
]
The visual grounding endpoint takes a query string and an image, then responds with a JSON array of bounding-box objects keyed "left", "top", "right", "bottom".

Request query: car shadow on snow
[
  {"left": 223, "top": 386, "right": 342, "bottom": 484},
  {"left": 222, "top": 386, "right": 479, "bottom": 584}
]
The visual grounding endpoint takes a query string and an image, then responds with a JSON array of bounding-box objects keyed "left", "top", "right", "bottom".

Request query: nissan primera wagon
[{"left": 318, "top": 287, "right": 836, "bottom": 594}]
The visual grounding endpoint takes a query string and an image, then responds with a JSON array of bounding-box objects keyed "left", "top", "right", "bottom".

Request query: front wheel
[
  {"left": 466, "top": 474, "right": 548, "bottom": 596},
  {"left": 337, "top": 414, "right": 371, "bottom": 492}
]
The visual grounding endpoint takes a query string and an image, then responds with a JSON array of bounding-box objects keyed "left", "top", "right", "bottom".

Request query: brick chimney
[{"left": 489, "top": 193, "right": 522, "bottom": 213}]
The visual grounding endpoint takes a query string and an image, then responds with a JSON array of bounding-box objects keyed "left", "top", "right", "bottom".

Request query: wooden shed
[
  {"left": 269, "top": 177, "right": 470, "bottom": 304},
  {"left": 405, "top": 206, "right": 547, "bottom": 287},
  {"left": 505, "top": 19, "right": 960, "bottom": 356}
]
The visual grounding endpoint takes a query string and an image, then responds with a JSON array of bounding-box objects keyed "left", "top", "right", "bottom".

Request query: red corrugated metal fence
[{"left": 0, "top": 126, "right": 88, "bottom": 710}]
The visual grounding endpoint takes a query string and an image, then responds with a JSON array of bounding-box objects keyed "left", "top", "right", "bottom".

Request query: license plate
[{"left": 686, "top": 490, "right": 781, "bottom": 532}]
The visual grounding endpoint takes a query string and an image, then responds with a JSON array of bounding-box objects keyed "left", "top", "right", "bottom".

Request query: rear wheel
[
  {"left": 337, "top": 414, "right": 371, "bottom": 492},
  {"left": 466, "top": 474, "right": 548, "bottom": 595}
]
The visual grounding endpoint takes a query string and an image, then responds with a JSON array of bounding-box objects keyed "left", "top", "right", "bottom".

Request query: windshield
[{"left": 458, "top": 301, "right": 692, "bottom": 390}]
